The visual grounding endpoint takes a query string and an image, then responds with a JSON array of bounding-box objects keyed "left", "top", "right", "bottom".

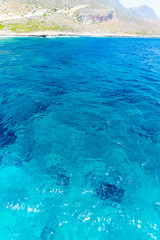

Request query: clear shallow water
[{"left": 0, "top": 37, "right": 160, "bottom": 240}]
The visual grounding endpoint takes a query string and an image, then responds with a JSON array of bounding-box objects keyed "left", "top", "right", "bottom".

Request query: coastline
[{"left": 0, "top": 30, "right": 160, "bottom": 38}]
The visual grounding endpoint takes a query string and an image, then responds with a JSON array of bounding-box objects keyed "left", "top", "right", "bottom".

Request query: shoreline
[{"left": 0, "top": 31, "right": 160, "bottom": 38}]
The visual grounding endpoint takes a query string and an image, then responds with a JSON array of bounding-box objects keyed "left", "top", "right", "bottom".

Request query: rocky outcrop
[{"left": 79, "top": 10, "right": 115, "bottom": 23}]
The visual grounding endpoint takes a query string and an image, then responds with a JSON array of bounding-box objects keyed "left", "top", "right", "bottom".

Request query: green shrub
[{"left": 0, "top": 24, "right": 3, "bottom": 30}]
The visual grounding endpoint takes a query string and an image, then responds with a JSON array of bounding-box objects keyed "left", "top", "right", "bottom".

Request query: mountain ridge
[{"left": 129, "top": 4, "right": 159, "bottom": 20}]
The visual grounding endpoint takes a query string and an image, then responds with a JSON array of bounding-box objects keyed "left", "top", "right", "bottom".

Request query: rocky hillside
[{"left": 0, "top": 0, "right": 160, "bottom": 35}]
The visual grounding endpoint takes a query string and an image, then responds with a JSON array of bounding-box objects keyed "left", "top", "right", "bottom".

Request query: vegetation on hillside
[{"left": 0, "top": 0, "right": 160, "bottom": 35}]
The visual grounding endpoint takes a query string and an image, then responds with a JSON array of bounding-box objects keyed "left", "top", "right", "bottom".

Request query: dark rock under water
[
  {"left": 96, "top": 183, "right": 125, "bottom": 203},
  {"left": 0, "top": 122, "right": 17, "bottom": 148},
  {"left": 40, "top": 226, "right": 55, "bottom": 240}
]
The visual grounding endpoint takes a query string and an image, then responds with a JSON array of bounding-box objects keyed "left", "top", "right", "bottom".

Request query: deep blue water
[{"left": 0, "top": 37, "right": 160, "bottom": 240}]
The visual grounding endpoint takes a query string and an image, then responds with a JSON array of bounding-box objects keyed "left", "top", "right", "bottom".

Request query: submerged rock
[
  {"left": 45, "top": 163, "right": 70, "bottom": 186},
  {"left": 57, "top": 173, "right": 70, "bottom": 186},
  {"left": 40, "top": 226, "right": 55, "bottom": 240},
  {"left": 131, "top": 125, "right": 157, "bottom": 143},
  {"left": 96, "top": 183, "right": 125, "bottom": 203},
  {"left": 0, "top": 122, "right": 17, "bottom": 148}
]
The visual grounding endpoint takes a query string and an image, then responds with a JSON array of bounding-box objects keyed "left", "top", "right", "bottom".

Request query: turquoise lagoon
[{"left": 0, "top": 37, "right": 160, "bottom": 239}]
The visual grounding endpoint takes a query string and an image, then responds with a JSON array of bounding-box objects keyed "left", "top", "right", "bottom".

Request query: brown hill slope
[{"left": 0, "top": 0, "right": 160, "bottom": 35}]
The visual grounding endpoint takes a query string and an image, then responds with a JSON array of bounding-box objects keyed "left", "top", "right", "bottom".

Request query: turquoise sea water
[{"left": 0, "top": 37, "right": 160, "bottom": 240}]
